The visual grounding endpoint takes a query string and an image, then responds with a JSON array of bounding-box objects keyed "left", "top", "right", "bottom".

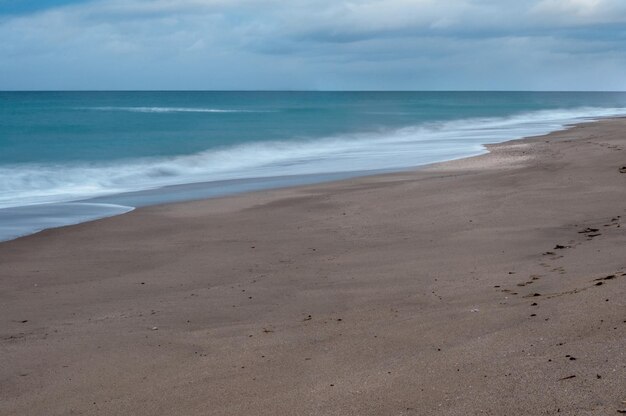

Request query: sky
[{"left": 1, "top": 0, "right": 625, "bottom": 90}]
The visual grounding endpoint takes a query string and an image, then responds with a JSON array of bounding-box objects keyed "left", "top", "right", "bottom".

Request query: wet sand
[{"left": 1, "top": 118, "right": 625, "bottom": 415}]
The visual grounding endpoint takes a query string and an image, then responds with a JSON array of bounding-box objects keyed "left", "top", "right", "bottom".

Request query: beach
[{"left": 1, "top": 117, "right": 625, "bottom": 414}]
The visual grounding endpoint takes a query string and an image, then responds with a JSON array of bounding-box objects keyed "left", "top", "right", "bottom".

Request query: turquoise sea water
[{"left": 2, "top": 91, "right": 626, "bottom": 241}]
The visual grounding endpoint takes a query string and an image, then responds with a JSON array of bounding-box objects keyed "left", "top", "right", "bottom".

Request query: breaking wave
[
  {"left": 84, "top": 106, "right": 270, "bottom": 113},
  {"left": 2, "top": 106, "right": 625, "bottom": 209}
]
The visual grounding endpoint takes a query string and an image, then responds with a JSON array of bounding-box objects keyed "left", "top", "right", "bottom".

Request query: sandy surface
[{"left": 1, "top": 118, "right": 625, "bottom": 415}]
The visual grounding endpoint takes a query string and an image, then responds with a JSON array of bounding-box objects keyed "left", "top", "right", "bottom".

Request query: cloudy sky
[{"left": 1, "top": 0, "right": 625, "bottom": 90}]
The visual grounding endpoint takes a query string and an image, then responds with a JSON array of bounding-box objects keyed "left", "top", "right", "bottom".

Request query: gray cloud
[{"left": 1, "top": 0, "right": 625, "bottom": 90}]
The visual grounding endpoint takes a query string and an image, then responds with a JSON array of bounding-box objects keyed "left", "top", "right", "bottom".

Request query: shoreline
[
  {"left": 1, "top": 118, "right": 625, "bottom": 415},
  {"left": 0, "top": 115, "right": 600, "bottom": 244},
  {"left": 2, "top": 111, "right": 620, "bottom": 244}
]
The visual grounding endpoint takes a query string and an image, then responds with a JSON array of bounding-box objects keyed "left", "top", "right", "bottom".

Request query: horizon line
[{"left": 2, "top": 89, "right": 626, "bottom": 93}]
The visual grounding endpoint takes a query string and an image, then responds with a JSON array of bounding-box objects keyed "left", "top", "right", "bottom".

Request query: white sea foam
[
  {"left": 84, "top": 106, "right": 268, "bottom": 113},
  {"left": 1, "top": 106, "right": 624, "bottom": 209}
]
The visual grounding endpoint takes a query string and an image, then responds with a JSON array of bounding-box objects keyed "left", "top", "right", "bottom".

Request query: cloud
[
  {"left": 532, "top": 0, "right": 626, "bottom": 23},
  {"left": 0, "top": 0, "right": 625, "bottom": 90}
]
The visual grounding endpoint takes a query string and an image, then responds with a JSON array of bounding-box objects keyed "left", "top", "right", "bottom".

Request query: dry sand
[{"left": 1, "top": 118, "right": 625, "bottom": 415}]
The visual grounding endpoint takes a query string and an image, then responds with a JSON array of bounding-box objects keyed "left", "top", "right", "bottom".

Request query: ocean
[{"left": 2, "top": 91, "right": 626, "bottom": 241}]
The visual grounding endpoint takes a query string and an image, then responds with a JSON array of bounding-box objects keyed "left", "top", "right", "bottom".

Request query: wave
[
  {"left": 1, "top": 106, "right": 625, "bottom": 209},
  {"left": 0, "top": 202, "right": 134, "bottom": 242},
  {"left": 83, "top": 106, "right": 269, "bottom": 113}
]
